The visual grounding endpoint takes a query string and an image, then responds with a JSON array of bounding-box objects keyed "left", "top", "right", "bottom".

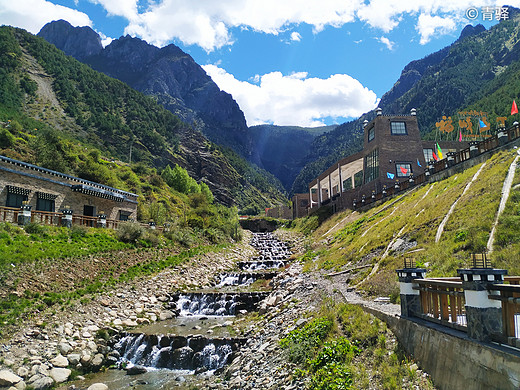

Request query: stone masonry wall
[{"left": 0, "top": 166, "right": 136, "bottom": 221}]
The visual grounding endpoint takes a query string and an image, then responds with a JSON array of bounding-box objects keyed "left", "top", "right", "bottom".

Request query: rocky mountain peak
[
  {"left": 38, "top": 19, "right": 102, "bottom": 60},
  {"left": 458, "top": 24, "right": 486, "bottom": 41},
  {"left": 39, "top": 20, "right": 253, "bottom": 162}
]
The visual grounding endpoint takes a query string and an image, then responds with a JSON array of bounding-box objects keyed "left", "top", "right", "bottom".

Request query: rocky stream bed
[{"left": 0, "top": 230, "right": 434, "bottom": 390}]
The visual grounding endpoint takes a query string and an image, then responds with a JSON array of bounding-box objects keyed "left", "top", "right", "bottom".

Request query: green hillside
[
  {"left": 290, "top": 148, "right": 520, "bottom": 298},
  {"left": 0, "top": 26, "right": 286, "bottom": 215}
]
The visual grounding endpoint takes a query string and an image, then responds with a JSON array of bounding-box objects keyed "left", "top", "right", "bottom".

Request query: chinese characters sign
[{"left": 435, "top": 111, "right": 507, "bottom": 141}]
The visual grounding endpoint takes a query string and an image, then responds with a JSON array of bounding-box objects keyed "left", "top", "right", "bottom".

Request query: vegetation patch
[{"left": 280, "top": 302, "right": 433, "bottom": 389}]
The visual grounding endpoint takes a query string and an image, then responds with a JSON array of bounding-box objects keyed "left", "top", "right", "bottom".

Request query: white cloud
[
  {"left": 93, "top": 0, "right": 362, "bottom": 50},
  {"left": 203, "top": 64, "right": 379, "bottom": 127},
  {"left": 416, "top": 13, "right": 457, "bottom": 44},
  {"left": 97, "top": 31, "right": 114, "bottom": 47},
  {"left": 88, "top": 0, "right": 138, "bottom": 20},
  {"left": 290, "top": 31, "right": 302, "bottom": 42},
  {"left": 0, "top": 0, "right": 92, "bottom": 34},
  {"left": 377, "top": 36, "right": 395, "bottom": 50},
  {"left": 85, "top": 0, "right": 506, "bottom": 51}
]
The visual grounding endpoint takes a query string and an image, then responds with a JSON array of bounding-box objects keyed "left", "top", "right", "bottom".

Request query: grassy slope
[{"left": 297, "top": 149, "right": 517, "bottom": 297}]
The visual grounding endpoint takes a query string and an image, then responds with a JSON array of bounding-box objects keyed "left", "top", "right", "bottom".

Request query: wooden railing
[
  {"left": 0, "top": 206, "right": 19, "bottom": 224},
  {"left": 414, "top": 278, "right": 467, "bottom": 330},
  {"left": 488, "top": 282, "right": 520, "bottom": 343},
  {"left": 0, "top": 206, "right": 162, "bottom": 231}
]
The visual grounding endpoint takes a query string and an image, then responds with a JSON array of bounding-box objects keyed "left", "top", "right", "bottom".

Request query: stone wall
[
  {"left": 365, "top": 308, "right": 520, "bottom": 390},
  {"left": 0, "top": 157, "right": 137, "bottom": 221}
]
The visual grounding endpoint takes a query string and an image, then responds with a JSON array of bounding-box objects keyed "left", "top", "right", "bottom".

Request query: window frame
[
  {"left": 367, "top": 125, "right": 375, "bottom": 142},
  {"left": 395, "top": 162, "right": 413, "bottom": 178},
  {"left": 390, "top": 121, "right": 407, "bottom": 135}
]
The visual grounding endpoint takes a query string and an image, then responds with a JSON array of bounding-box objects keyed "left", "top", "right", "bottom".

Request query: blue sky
[{"left": 0, "top": 0, "right": 514, "bottom": 127}]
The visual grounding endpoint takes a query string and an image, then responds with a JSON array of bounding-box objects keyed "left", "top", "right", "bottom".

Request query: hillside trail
[
  {"left": 435, "top": 162, "right": 486, "bottom": 243},
  {"left": 487, "top": 152, "right": 520, "bottom": 252}
]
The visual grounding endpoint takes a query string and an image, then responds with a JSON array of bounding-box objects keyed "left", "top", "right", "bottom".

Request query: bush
[
  {"left": 116, "top": 222, "right": 144, "bottom": 243},
  {"left": 23, "top": 222, "right": 45, "bottom": 235},
  {"left": 280, "top": 317, "right": 333, "bottom": 364},
  {"left": 310, "top": 362, "right": 353, "bottom": 390},
  {"left": 0, "top": 128, "right": 15, "bottom": 148}
]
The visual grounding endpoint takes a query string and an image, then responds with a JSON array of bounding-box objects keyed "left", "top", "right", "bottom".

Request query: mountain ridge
[{"left": 38, "top": 20, "right": 257, "bottom": 163}]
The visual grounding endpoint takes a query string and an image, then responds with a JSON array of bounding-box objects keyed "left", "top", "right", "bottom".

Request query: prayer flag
[
  {"left": 400, "top": 166, "right": 408, "bottom": 175},
  {"left": 512, "top": 100, "right": 518, "bottom": 115},
  {"left": 479, "top": 119, "right": 486, "bottom": 128},
  {"left": 436, "top": 143, "right": 444, "bottom": 160},
  {"left": 432, "top": 151, "right": 438, "bottom": 161},
  {"left": 459, "top": 129, "right": 462, "bottom": 142},
  {"left": 387, "top": 172, "right": 395, "bottom": 179},
  {"left": 417, "top": 159, "right": 422, "bottom": 167}
]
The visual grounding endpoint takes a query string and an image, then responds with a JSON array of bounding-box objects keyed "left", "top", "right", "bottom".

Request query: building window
[
  {"left": 36, "top": 198, "right": 55, "bottom": 212},
  {"left": 391, "top": 121, "right": 407, "bottom": 135},
  {"left": 36, "top": 192, "right": 57, "bottom": 212},
  {"left": 354, "top": 171, "right": 364, "bottom": 188},
  {"left": 423, "top": 148, "right": 434, "bottom": 162},
  {"left": 5, "top": 186, "right": 30, "bottom": 208},
  {"left": 364, "top": 148, "right": 379, "bottom": 184},
  {"left": 343, "top": 178, "right": 352, "bottom": 191},
  {"left": 368, "top": 126, "right": 375, "bottom": 142},
  {"left": 119, "top": 210, "right": 131, "bottom": 221},
  {"left": 396, "top": 163, "right": 412, "bottom": 178},
  {"left": 6, "top": 193, "right": 27, "bottom": 208}
]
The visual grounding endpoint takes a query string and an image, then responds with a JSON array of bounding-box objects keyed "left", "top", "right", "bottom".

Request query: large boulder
[
  {"left": 0, "top": 370, "right": 22, "bottom": 387},
  {"left": 49, "top": 368, "right": 71, "bottom": 383}
]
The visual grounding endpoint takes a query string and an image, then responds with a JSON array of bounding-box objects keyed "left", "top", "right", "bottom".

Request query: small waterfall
[
  {"left": 170, "top": 292, "right": 268, "bottom": 316},
  {"left": 216, "top": 273, "right": 255, "bottom": 287},
  {"left": 238, "top": 259, "right": 287, "bottom": 271},
  {"left": 175, "top": 293, "right": 241, "bottom": 316},
  {"left": 114, "top": 333, "right": 243, "bottom": 372}
]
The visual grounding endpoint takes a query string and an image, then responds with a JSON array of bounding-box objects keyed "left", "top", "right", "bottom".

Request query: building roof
[{"left": 0, "top": 154, "right": 138, "bottom": 199}]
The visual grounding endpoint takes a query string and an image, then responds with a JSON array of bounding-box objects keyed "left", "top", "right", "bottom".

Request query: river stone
[
  {"left": 87, "top": 383, "right": 109, "bottom": 390},
  {"left": 126, "top": 365, "right": 147, "bottom": 375},
  {"left": 80, "top": 354, "right": 92, "bottom": 366},
  {"left": 50, "top": 354, "right": 69, "bottom": 368},
  {"left": 0, "top": 370, "right": 22, "bottom": 386},
  {"left": 91, "top": 354, "right": 104, "bottom": 370},
  {"left": 58, "top": 342, "right": 73, "bottom": 355},
  {"left": 16, "top": 368, "right": 28, "bottom": 379},
  {"left": 67, "top": 354, "right": 81, "bottom": 365},
  {"left": 14, "top": 380, "right": 27, "bottom": 390},
  {"left": 29, "top": 376, "right": 54, "bottom": 390},
  {"left": 49, "top": 368, "right": 71, "bottom": 383},
  {"left": 122, "top": 319, "right": 138, "bottom": 327},
  {"left": 159, "top": 310, "right": 174, "bottom": 320}
]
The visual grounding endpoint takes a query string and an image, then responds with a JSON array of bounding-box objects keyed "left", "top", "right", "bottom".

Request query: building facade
[
  {"left": 0, "top": 154, "right": 138, "bottom": 222},
  {"left": 299, "top": 109, "right": 470, "bottom": 215}
]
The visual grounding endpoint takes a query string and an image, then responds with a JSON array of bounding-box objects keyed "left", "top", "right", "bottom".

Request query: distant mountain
[
  {"left": 292, "top": 8, "right": 520, "bottom": 193},
  {"left": 249, "top": 124, "right": 335, "bottom": 191},
  {"left": 0, "top": 26, "right": 285, "bottom": 210},
  {"left": 38, "top": 20, "right": 257, "bottom": 163}
]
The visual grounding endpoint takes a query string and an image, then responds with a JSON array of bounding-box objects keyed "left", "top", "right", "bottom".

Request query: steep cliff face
[
  {"left": 38, "top": 20, "right": 254, "bottom": 161},
  {"left": 38, "top": 19, "right": 102, "bottom": 60}
]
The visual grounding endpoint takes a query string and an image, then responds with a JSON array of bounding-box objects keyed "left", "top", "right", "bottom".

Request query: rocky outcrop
[
  {"left": 38, "top": 20, "right": 102, "bottom": 60},
  {"left": 38, "top": 20, "right": 254, "bottom": 162}
]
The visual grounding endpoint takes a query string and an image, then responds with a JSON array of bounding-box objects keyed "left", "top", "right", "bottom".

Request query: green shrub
[
  {"left": 0, "top": 128, "right": 15, "bottom": 148},
  {"left": 309, "top": 362, "right": 353, "bottom": 390},
  {"left": 280, "top": 317, "right": 333, "bottom": 364},
  {"left": 116, "top": 222, "right": 144, "bottom": 243},
  {"left": 24, "top": 222, "right": 45, "bottom": 235},
  {"left": 308, "top": 338, "right": 360, "bottom": 371}
]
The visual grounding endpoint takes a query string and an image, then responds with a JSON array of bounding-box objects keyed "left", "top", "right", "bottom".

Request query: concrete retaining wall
[{"left": 364, "top": 307, "right": 520, "bottom": 390}]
